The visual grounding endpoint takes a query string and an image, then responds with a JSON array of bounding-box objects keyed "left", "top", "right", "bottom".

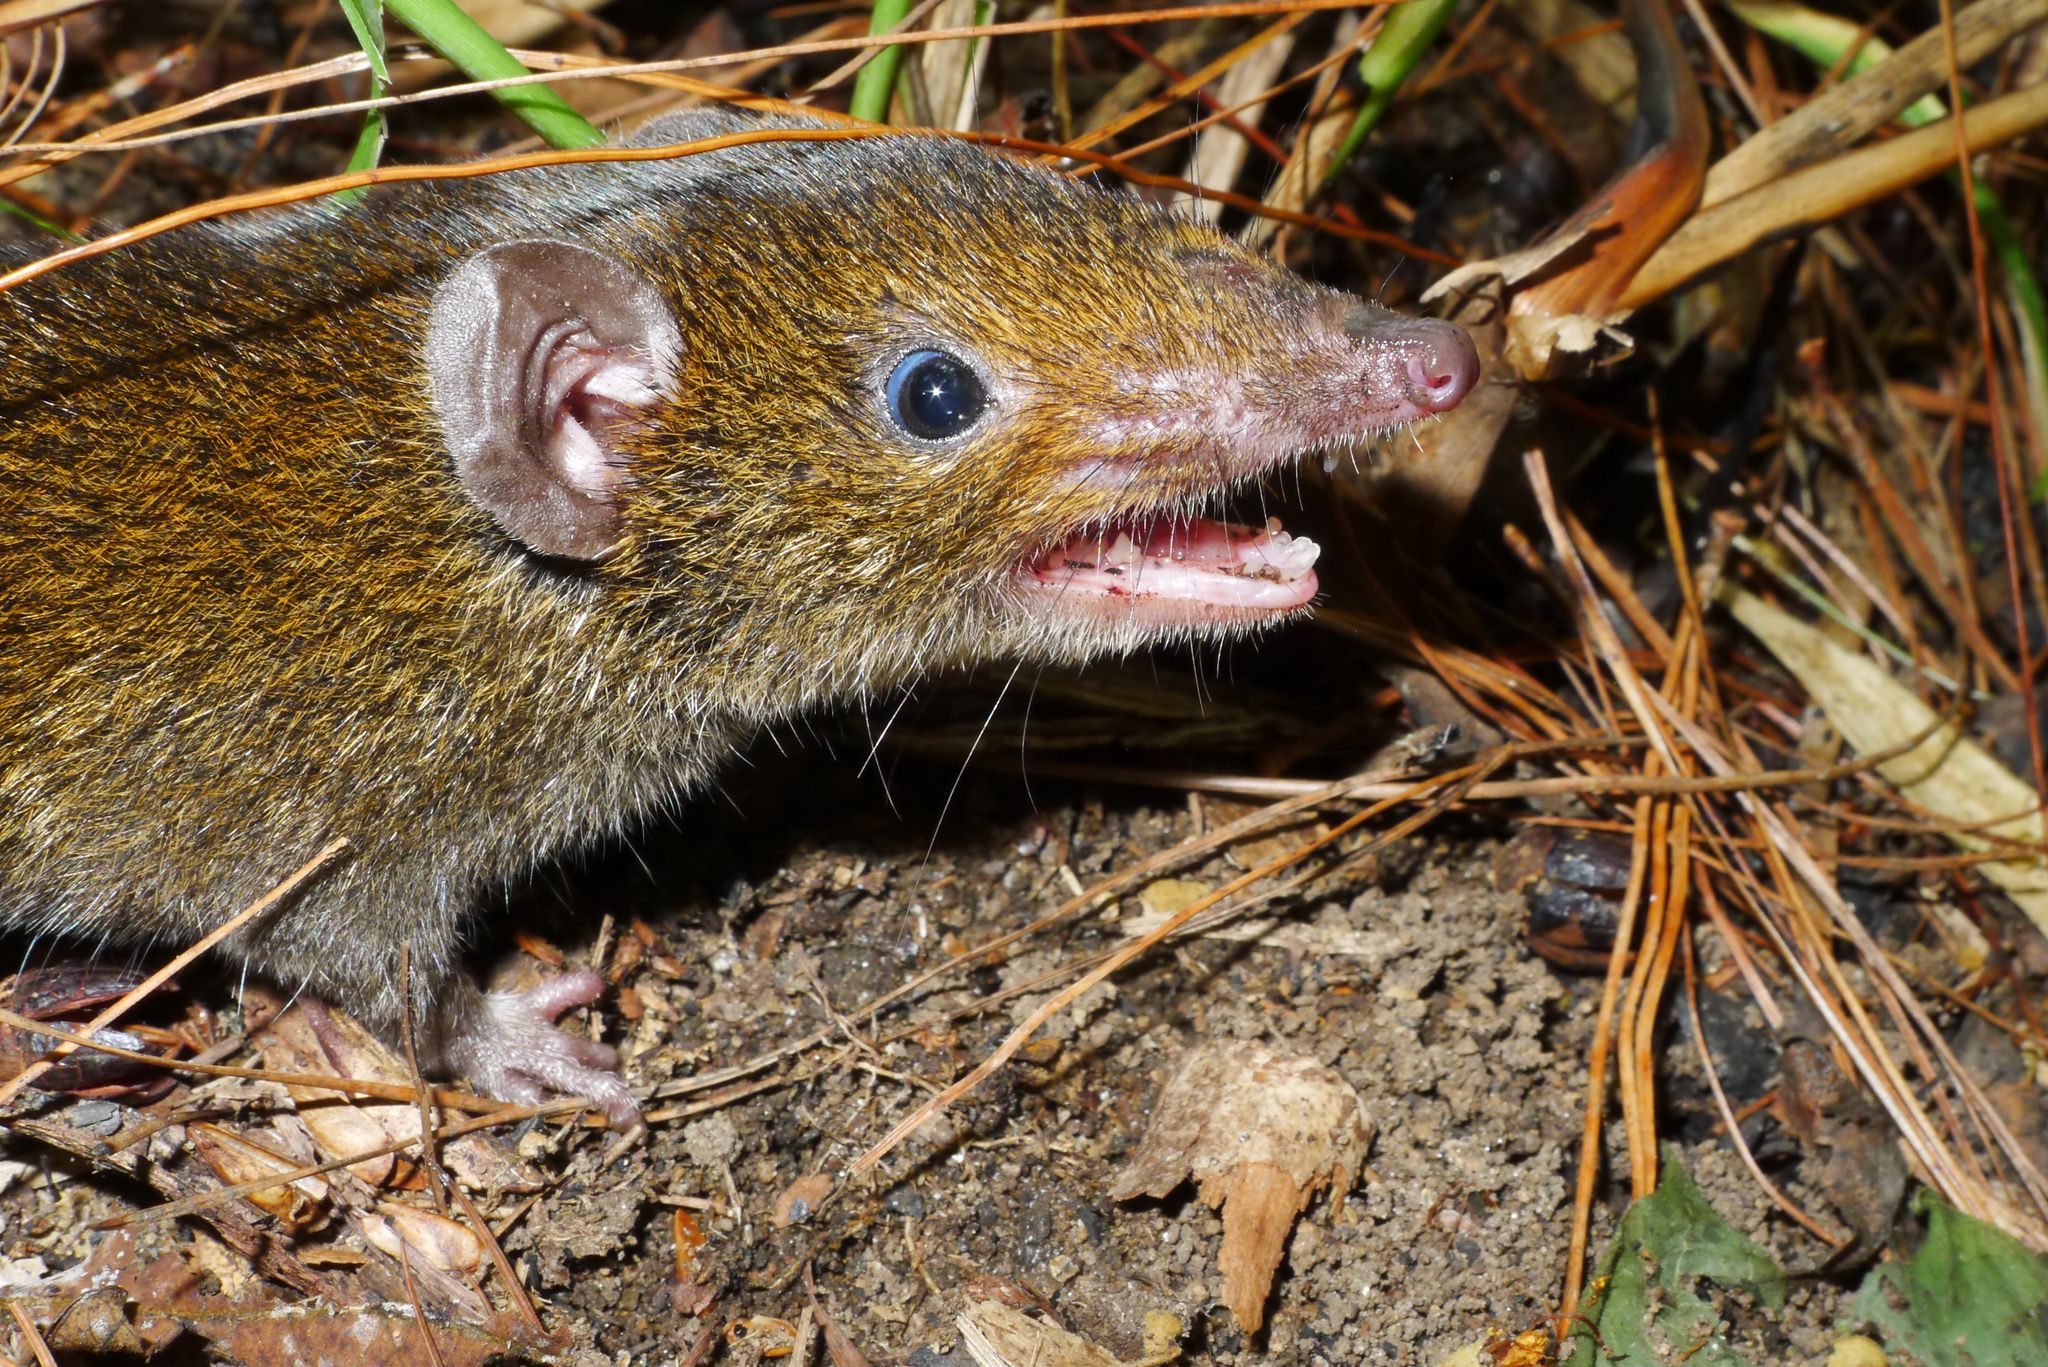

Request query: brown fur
[{"left": 0, "top": 112, "right": 1461, "bottom": 1090}]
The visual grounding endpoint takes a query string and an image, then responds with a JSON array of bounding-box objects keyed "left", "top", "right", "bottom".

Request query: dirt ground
[
  {"left": 0, "top": 648, "right": 1873, "bottom": 1365},
  {"left": 536, "top": 746, "right": 1852, "bottom": 1367}
]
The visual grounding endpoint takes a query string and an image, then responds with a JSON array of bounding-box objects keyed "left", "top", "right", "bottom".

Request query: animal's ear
[{"left": 427, "top": 239, "right": 679, "bottom": 561}]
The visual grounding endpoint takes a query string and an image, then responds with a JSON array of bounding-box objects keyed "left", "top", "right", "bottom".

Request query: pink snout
[
  {"left": 1393, "top": 317, "right": 1481, "bottom": 414},
  {"left": 1330, "top": 298, "right": 1481, "bottom": 418}
]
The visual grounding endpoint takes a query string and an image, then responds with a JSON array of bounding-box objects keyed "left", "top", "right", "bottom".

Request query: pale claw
[{"left": 444, "top": 971, "right": 639, "bottom": 1126}]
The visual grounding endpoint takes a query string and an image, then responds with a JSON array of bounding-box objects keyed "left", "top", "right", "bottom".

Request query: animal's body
[{"left": 0, "top": 113, "right": 1477, "bottom": 1119}]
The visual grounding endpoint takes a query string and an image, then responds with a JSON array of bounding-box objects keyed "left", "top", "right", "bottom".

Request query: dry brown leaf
[
  {"left": 1776, "top": 1029, "right": 1908, "bottom": 1255},
  {"left": 1108, "top": 1039, "right": 1372, "bottom": 1332},
  {"left": 1420, "top": 233, "right": 1589, "bottom": 305},
  {"left": 13, "top": 1230, "right": 551, "bottom": 1363},
  {"left": 255, "top": 998, "right": 541, "bottom": 1193},
  {"left": 186, "top": 1123, "right": 330, "bottom": 1235},
  {"left": 772, "top": 1172, "right": 834, "bottom": 1227},
  {"left": 200, "top": 1299, "right": 548, "bottom": 1367},
  {"left": 255, "top": 1001, "right": 426, "bottom": 1187},
  {"left": 358, "top": 1199, "right": 484, "bottom": 1275}
]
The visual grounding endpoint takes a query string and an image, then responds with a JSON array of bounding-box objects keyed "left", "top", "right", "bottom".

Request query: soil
[{"left": 0, "top": 658, "right": 1860, "bottom": 1364}]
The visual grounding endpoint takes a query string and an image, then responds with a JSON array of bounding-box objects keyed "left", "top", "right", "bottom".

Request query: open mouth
[{"left": 1015, "top": 512, "right": 1320, "bottom": 628}]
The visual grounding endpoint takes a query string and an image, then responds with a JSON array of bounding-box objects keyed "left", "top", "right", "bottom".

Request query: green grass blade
[
  {"left": 850, "top": 0, "right": 916, "bottom": 125},
  {"left": 384, "top": 0, "right": 603, "bottom": 149},
  {"left": 1324, "top": 0, "right": 1455, "bottom": 182},
  {"left": 336, "top": 0, "right": 390, "bottom": 199},
  {"left": 1723, "top": 2, "right": 1947, "bottom": 124},
  {"left": 0, "top": 199, "right": 83, "bottom": 241}
]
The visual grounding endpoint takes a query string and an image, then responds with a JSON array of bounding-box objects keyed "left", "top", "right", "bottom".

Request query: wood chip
[{"left": 1108, "top": 1039, "right": 1372, "bottom": 1331}]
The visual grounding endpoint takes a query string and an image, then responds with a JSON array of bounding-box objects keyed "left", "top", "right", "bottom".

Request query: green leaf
[
  {"left": 1564, "top": 1147, "right": 1787, "bottom": 1367},
  {"left": 1846, "top": 1190, "right": 2048, "bottom": 1367},
  {"left": 336, "top": 0, "right": 390, "bottom": 197},
  {"left": 850, "top": 0, "right": 916, "bottom": 125},
  {"left": 384, "top": 0, "right": 603, "bottom": 150},
  {"left": 337, "top": 0, "right": 392, "bottom": 87},
  {"left": 1323, "top": 0, "right": 1456, "bottom": 182}
]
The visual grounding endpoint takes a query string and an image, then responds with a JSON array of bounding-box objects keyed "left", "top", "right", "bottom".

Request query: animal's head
[{"left": 424, "top": 115, "right": 1477, "bottom": 698}]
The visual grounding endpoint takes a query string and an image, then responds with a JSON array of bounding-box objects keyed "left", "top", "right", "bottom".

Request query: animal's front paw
[{"left": 444, "top": 972, "right": 638, "bottom": 1126}]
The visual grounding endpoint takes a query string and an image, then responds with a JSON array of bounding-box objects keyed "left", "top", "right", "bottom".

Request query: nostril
[
  {"left": 1403, "top": 321, "right": 1480, "bottom": 413},
  {"left": 1409, "top": 357, "right": 1458, "bottom": 396},
  {"left": 1412, "top": 360, "right": 1450, "bottom": 390}
]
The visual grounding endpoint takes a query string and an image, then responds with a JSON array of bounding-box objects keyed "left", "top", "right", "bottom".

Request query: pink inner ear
[{"left": 542, "top": 328, "right": 668, "bottom": 499}]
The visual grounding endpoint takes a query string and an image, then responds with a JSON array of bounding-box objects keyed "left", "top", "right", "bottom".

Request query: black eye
[{"left": 885, "top": 349, "right": 986, "bottom": 441}]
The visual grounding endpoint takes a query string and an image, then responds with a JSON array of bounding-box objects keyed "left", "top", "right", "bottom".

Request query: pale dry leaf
[
  {"left": 920, "top": 0, "right": 991, "bottom": 133},
  {"left": 349, "top": 1204, "right": 492, "bottom": 1322},
  {"left": 960, "top": 1299, "right": 1122, "bottom": 1367},
  {"left": 255, "top": 1002, "right": 418, "bottom": 1188},
  {"left": 1136, "top": 878, "right": 1210, "bottom": 919},
  {"left": 1727, "top": 588, "right": 2048, "bottom": 939},
  {"left": 357, "top": 1199, "right": 483, "bottom": 1275},
  {"left": 1247, "top": 101, "right": 1359, "bottom": 247},
  {"left": 1420, "top": 234, "right": 1588, "bottom": 305},
  {"left": 1109, "top": 1039, "right": 1373, "bottom": 1331},
  {"left": 1182, "top": 30, "right": 1294, "bottom": 223},
  {"left": 256, "top": 998, "right": 542, "bottom": 1193},
  {"left": 1502, "top": 311, "right": 1634, "bottom": 378}
]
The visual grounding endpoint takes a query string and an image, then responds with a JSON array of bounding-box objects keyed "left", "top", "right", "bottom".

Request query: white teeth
[
  {"left": 1266, "top": 516, "right": 1284, "bottom": 536},
  {"left": 1248, "top": 533, "right": 1320, "bottom": 577},
  {"left": 1102, "top": 533, "right": 1144, "bottom": 568}
]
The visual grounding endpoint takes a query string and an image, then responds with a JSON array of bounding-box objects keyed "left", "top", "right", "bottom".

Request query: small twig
[
  {"left": 0, "top": 1008, "right": 508, "bottom": 1115},
  {"left": 396, "top": 1243, "right": 451, "bottom": 1367},
  {"left": 3, "top": 1301, "right": 56, "bottom": 1367},
  {"left": 448, "top": 1179, "right": 546, "bottom": 1339},
  {"left": 0, "top": 0, "right": 1376, "bottom": 165},
  {"left": 100, "top": 1098, "right": 589, "bottom": 1230},
  {"left": 0, "top": 837, "right": 349, "bottom": 1107},
  {"left": 850, "top": 750, "right": 1518, "bottom": 1176}
]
